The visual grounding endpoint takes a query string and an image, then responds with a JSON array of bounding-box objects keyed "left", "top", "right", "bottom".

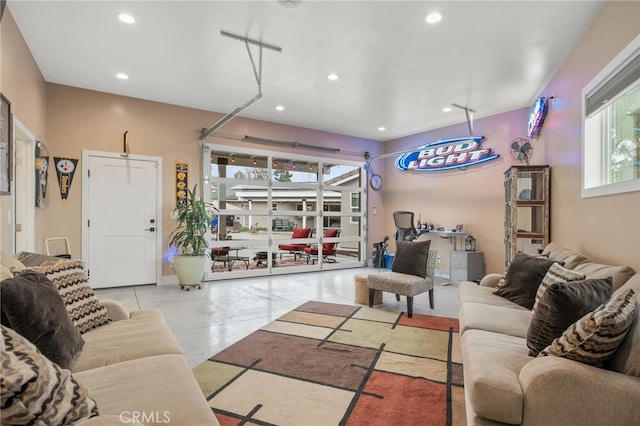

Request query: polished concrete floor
[{"left": 94, "top": 267, "right": 460, "bottom": 367}]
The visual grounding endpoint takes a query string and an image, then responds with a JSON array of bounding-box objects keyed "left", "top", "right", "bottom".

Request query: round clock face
[{"left": 370, "top": 173, "right": 383, "bottom": 190}]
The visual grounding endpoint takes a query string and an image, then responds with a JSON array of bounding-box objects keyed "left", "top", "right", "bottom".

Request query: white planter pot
[{"left": 173, "top": 255, "right": 206, "bottom": 285}]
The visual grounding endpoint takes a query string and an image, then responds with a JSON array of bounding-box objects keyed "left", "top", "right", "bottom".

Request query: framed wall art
[{"left": 1, "top": 93, "right": 12, "bottom": 195}]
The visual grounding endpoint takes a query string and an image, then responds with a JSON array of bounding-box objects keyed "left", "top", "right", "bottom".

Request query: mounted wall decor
[
  {"left": 395, "top": 136, "right": 500, "bottom": 172},
  {"left": 176, "top": 162, "right": 188, "bottom": 207},
  {"left": 527, "top": 96, "right": 549, "bottom": 139},
  {"left": 35, "top": 141, "right": 50, "bottom": 207},
  {"left": 1, "top": 93, "right": 12, "bottom": 195},
  {"left": 54, "top": 157, "right": 78, "bottom": 205}
]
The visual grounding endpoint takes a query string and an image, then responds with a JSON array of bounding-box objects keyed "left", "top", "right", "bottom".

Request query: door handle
[{"left": 145, "top": 227, "right": 156, "bottom": 232}]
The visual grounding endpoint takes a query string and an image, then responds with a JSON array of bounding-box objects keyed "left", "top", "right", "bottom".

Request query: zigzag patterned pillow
[
  {"left": 533, "top": 262, "right": 586, "bottom": 312},
  {"left": 1, "top": 325, "right": 99, "bottom": 424},
  {"left": 34, "top": 260, "right": 111, "bottom": 334},
  {"left": 539, "top": 288, "right": 636, "bottom": 367}
]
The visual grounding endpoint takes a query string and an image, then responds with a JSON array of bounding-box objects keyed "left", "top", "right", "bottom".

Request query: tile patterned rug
[{"left": 193, "top": 301, "right": 465, "bottom": 425}]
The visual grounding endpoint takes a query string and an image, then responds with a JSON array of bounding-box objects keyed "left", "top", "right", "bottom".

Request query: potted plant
[{"left": 169, "top": 184, "right": 217, "bottom": 289}]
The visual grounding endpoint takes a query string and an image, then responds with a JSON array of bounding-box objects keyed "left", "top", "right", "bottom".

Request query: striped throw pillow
[
  {"left": 533, "top": 262, "right": 585, "bottom": 312},
  {"left": 1, "top": 325, "right": 99, "bottom": 424},
  {"left": 539, "top": 288, "right": 636, "bottom": 367},
  {"left": 34, "top": 260, "right": 111, "bottom": 334}
]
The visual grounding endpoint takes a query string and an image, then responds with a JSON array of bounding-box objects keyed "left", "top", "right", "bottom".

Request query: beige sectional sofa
[
  {"left": 1, "top": 254, "right": 218, "bottom": 425},
  {"left": 458, "top": 242, "right": 640, "bottom": 426}
]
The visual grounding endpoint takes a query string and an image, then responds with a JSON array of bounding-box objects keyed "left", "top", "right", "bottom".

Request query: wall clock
[{"left": 369, "top": 173, "right": 383, "bottom": 190}]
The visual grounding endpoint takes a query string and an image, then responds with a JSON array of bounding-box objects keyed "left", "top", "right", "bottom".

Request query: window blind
[{"left": 586, "top": 50, "right": 640, "bottom": 117}]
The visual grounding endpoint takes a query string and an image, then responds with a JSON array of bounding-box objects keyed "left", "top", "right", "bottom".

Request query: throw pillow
[
  {"left": 532, "top": 262, "right": 586, "bottom": 312},
  {"left": 527, "top": 277, "right": 613, "bottom": 356},
  {"left": 32, "top": 260, "right": 111, "bottom": 334},
  {"left": 1, "top": 325, "right": 99, "bottom": 425},
  {"left": 539, "top": 288, "right": 637, "bottom": 367},
  {"left": 391, "top": 239, "right": 431, "bottom": 278},
  {"left": 1, "top": 270, "right": 85, "bottom": 369},
  {"left": 494, "top": 252, "right": 557, "bottom": 310},
  {"left": 1, "top": 252, "right": 25, "bottom": 280}
]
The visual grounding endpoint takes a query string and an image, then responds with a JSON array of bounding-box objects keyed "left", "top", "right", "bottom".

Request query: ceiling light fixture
[
  {"left": 378, "top": 127, "right": 386, "bottom": 131},
  {"left": 116, "top": 73, "right": 129, "bottom": 80},
  {"left": 442, "top": 107, "right": 452, "bottom": 112},
  {"left": 118, "top": 13, "right": 135, "bottom": 24},
  {"left": 327, "top": 73, "right": 339, "bottom": 81},
  {"left": 425, "top": 12, "right": 442, "bottom": 24},
  {"left": 278, "top": 0, "right": 301, "bottom": 8},
  {"left": 275, "top": 105, "right": 285, "bottom": 111}
]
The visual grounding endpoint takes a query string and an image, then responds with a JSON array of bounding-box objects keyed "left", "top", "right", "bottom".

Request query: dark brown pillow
[
  {"left": 494, "top": 252, "right": 557, "bottom": 309},
  {"left": 0, "top": 270, "right": 85, "bottom": 368},
  {"left": 391, "top": 239, "right": 431, "bottom": 278},
  {"left": 527, "top": 277, "right": 613, "bottom": 356}
]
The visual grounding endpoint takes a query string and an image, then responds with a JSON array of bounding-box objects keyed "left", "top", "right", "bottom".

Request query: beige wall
[
  {"left": 0, "top": 10, "right": 47, "bottom": 253},
  {"left": 2, "top": 1, "right": 638, "bottom": 280},
  {"left": 538, "top": 0, "right": 639, "bottom": 269},
  {"left": 383, "top": 108, "right": 538, "bottom": 275},
  {"left": 383, "top": 0, "right": 640, "bottom": 274},
  {"left": 45, "top": 84, "right": 381, "bottom": 277}
]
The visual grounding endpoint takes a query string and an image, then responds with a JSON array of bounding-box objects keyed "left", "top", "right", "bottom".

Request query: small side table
[
  {"left": 354, "top": 274, "right": 382, "bottom": 305},
  {"left": 450, "top": 251, "right": 484, "bottom": 284}
]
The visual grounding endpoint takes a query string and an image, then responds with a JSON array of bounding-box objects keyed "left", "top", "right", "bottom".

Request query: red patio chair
[
  {"left": 304, "top": 229, "right": 340, "bottom": 264},
  {"left": 277, "top": 227, "right": 313, "bottom": 261}
]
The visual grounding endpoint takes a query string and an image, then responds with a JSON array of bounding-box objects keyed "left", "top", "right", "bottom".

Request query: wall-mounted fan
[{"left": 511, "top": 137, "right": 533, "bottom": 165}]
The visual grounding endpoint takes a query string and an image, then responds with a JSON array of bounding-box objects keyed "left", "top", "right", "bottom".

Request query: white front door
[{"left": 83, "top": 153, "right": 161, "bottom": 288}]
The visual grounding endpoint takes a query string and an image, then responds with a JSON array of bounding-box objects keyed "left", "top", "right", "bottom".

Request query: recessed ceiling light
[
  {"left": 275, "top": 105, "right": 285, "bottom": 111},
  {"left": 378, "top": 127, "right": 386, "bottom": 132},
  {"left": 327, "top": 73, "right": 339, "bottom": 81},
  {"left": 116, "top": 73, "right": 129, "bottom": 80},
  {"left": 425, "top": 12, "right": 442, "bottom": 24},
  {"left": 278, "top": 0, "right": 301, "bottom": 8},
  {"left": 118, "top": 13, "right": 135, "bottom": 24},
  {"left": 442, "top": 107, "right": 452, "bottom": 112}
]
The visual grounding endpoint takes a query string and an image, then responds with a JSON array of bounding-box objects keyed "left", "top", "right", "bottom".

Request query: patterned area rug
[{"left": 193, "top": 301, "right": 465, "bottom": 426}]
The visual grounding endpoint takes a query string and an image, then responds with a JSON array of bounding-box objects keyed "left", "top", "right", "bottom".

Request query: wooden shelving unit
[{"left": 504, "top": 165, "right": 550, "bottom": 267}]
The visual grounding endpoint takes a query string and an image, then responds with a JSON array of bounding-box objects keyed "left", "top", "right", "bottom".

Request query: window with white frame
[
  {"left": 582, "top": 35, "right": 640, "bottom": 198},
  {"left": 350, "top": 192, "right": 360, "bottom": 224}
]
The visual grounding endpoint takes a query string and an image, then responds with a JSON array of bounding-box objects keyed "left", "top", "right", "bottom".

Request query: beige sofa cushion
[
  {"left": 541, "top": 241, "right": 589, "bottom": 270},
  {"left": 461, "top": 330, "right": 532, "bottom": 424},
  {"left": 78, "top": 415, "right": 144, "bottom": 425},
  {"left": 458, "top": 281, "right": 530, "bottom": 310},
  {"left": 541, "top": 242, "right": 636, "bottom": 291},
  {"left": 72, "top": 309, "right": 183, "bottom": 372},
  {"left": 1, "top": 252, "right": 24, "bottom": 280},
  {"left": 74, "top": 354, "right": 219, "bottom": 426},
  {"left": 573, "top": 261, "right": 636, "bottom": 291},
  {"left": 607, "top": 273, "right": 640, "bottom": 376},
  {"left": 460, "top": 302, "right": 532, "bottom": 338}
]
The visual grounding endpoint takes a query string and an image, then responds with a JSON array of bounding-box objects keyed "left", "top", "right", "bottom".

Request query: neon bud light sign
[{"left": 395, "top": 136, "right": 499, "bottom": 172}]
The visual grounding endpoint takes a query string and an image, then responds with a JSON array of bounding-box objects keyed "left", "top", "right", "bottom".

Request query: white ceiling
[{"left": 8, "top": 0, "right": 605, "bottom": 141}]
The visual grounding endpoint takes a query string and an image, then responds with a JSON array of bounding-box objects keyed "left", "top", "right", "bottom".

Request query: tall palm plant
[{"left": 169, "top": 184, "right": 217, "bottom": 256}]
